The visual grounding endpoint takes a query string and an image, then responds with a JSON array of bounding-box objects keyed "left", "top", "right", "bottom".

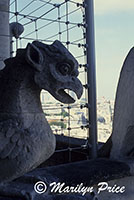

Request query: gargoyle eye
[{"left": 57, "top": 63, "right": 72, "bottom": 76}]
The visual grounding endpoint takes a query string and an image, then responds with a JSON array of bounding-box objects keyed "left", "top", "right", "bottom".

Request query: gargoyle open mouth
[
  {"left": 58, "top": 89, "right": 80, "bottom": 104},
  {"left": 55, "top": 78, "right": 83, "bottom": 104}
]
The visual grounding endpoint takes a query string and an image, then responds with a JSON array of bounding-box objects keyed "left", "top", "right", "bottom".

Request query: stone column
[{"left": 0, "top": 0, "right": 10, "bottom": 70}]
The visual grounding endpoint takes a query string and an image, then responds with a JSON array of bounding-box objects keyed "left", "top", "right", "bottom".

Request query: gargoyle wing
[{"left": 0, "top": 119, "right": 30, "bottom": 160}]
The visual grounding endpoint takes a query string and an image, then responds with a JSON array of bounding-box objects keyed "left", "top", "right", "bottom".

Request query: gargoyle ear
[{"left": 26, "top": 43, "right": 44, "bottom": 71}]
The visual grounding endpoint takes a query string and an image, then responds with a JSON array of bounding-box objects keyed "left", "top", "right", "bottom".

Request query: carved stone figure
[
  {"left": 109, "top": 47, "right": 134, "bottom": 158},
  {"left": 10, "top": 22, "right": 24, "bottom": 57},
  {"left": 0, "top": 40, "right": 83, "bottom": 183},
  {"left": 10, "top": 22, "right": 24, "bottom": 39},
  {"left": 99, "top": 47, "right": 134, "bottom": 159}
]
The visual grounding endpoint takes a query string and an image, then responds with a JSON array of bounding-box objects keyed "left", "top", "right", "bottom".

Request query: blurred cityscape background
[{"left": 41, "top": 91, "right": 114, "bottom": 142}]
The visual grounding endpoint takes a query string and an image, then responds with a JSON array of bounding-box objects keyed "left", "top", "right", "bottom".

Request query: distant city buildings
[
  {"left": 97, "top": 97, "right": 114, "bottom": 142},
  {"left": 40, "top": 91, "right": 114, "bottom": 143}
]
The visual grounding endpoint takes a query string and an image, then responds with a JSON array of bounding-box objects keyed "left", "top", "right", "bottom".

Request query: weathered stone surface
[
  {"left": 10, "top": 22, "right": 24, "bottom": 39},
  {"left": 0, "top": 194, "right": 92, "bottom": 200},
  {"left": 110, "top": 47, "right": 134, "bottom": 158},
  {"left": 0, "top": 40, "right": 83, "bottom": 183},
  {"left": 0, "top": 158, "right": 130, "bottom": 200},
  {"left": 95, "top": 176, "right": 134, "bottom": 200},
  {"left": 10, "top": 22, "right": 24, "bottom": 57}
]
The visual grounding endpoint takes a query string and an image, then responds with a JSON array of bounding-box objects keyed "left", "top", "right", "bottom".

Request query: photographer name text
[{"left": 34, "top": 181, "right": 126, "bottom": 196}]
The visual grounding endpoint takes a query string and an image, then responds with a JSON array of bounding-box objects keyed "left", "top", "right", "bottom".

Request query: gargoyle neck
[
  {"left": 19, "top": 84, "right": 43, "bottom": 113},
  {"left": 0, "top": 64, "right": 43, "bottom": 114},
  {"left": 0, "top": 83, "right": 43, "bottom": 114}
]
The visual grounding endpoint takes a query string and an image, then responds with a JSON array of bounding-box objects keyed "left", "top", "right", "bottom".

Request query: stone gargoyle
[{"left": 0, "top": 40, "right": 83, "bottom": 183}]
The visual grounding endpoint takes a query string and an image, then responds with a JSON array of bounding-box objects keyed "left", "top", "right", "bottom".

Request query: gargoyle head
[{"left": 25, "top": 40, "right": 83, "bottom": 104}]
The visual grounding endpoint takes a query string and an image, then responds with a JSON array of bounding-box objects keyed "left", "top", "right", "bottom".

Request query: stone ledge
[{"left": 0, "top": 158, "right": 131, "bottom": 200}]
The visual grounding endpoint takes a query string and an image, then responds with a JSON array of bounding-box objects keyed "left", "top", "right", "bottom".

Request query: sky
[
  {"left": 10, "top": 0, "right": 134, "bottom": 101},
  {"left": 55, "top": 1, "right": 134, "bottom": 100},
  {"left": 94, "top": 0, "right": 134, "bottom": 100}
]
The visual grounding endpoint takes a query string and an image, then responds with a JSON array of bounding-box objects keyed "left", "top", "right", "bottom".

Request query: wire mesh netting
[{"left": 9, "top": 0, "right": 93, "bottom": 160}]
